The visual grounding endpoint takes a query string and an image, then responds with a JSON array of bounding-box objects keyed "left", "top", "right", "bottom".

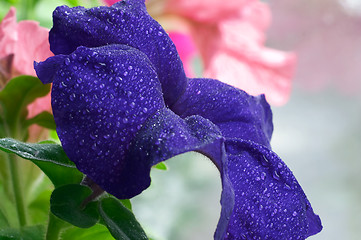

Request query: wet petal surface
[
  {"left": 36, "top": 44, "right": 165, "bottom": 198},
  {"left": 172, "top": 78, "right": 273, "bottom": 147},
  {"left": 172, "top": 78, "right": 322, "bottom": 239},
  {"left": 225, "top": 139, "right": 322, "bottom": 239},
  {"left": 49, "top": 0, "right": 186, "bottom": 106}
]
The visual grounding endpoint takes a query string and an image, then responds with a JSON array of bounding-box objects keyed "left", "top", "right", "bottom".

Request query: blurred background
[{"left": 1, "top": 0, "right": 360, "bottom": 239}]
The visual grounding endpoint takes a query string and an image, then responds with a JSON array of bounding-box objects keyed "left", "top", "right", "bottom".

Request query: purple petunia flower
[{"left": 34, "top": 0, "right": 322, "bottom": 239}]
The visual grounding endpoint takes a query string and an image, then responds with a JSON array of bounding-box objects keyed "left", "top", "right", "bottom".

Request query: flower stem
[
  {"left": 45, "top": 213, "right": 64, "bottom": 240},
  {"left": 7, "top": 154, "right": 27, "bottom": 227}
]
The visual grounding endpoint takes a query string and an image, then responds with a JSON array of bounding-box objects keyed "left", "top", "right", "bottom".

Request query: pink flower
[
  {"left": 102, "top": 0, "right": 296, "bottom": 105},
  {"left": 0, "top": 7, "right": 52, "bottom": 79},
  {"left": 160, "top": 0, "right": 296, "bottom": 105},
  {"left": 168, "top": 32, "right": 196, "bottom": 77},
  {"left": 0, "top": 7, "right": 53, "bottom": 141}
]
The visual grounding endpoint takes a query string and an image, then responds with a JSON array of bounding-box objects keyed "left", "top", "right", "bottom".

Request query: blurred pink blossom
[
  {"left": 103, "top": 0, "right": 296, "bottom": 105},
  {"left": 103, "top": 0, "right": 119, "bottom": 5},
  {"left": 168, "top": 32, "right": 196, "bottom": 77},
  {"left": 159, "top": 0, "right": 296, "bottom": 105},
  {"left": 267, "top": 0, "right": 361, "bottom": 95},
  {"left": 0, "top": 7, "right": 53, "bottom": 141}
]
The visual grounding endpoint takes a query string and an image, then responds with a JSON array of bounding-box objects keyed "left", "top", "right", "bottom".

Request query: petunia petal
[
  {"left": 35, "top": 44, "right": 166, "bottom": 198},
  {"left": 128, "top": 107, "right": 235, "bottom": 239},
  {"left": 172, "top": 78, "right": 273, "bottom": 147},
  {"left": 49, "top": 1, "right": 186, "bottom": 106},
  {"left": 172, "top": 78, "right": 322, "bottom": 238},
  {"left": 225, "top": 139, "right": 322, "bottom": 239}
]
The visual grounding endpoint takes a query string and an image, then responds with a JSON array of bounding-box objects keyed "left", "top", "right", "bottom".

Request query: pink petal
[
  {"left": 0, "top": 8, "right": 53, "bottom": 140},
  {"left": 15, "top": 20, "right": 52, "bottom": 75},
  {"left": 103, "top": 0, "right": 120, "bottom": 6},
  {"left": 204, "top": 48, "right": 296, "bottom": 106},
  {"left": 0, "top": 7, "right": 17, "bottom": 58},
  {"left": 165, "top": 0, "right": 252, "bottom": 23},
  {"left": 168, "top": 31, "right": 196, "bottom": 77}
]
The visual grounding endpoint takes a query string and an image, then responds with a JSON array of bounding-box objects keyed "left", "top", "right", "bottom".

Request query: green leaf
[
  {"left": 25, "top": 111, "right": 56, "bottom": 130},
  {"left": 0, "top": 225, "right": 45, "bottom": 240},
  {"left": 153, "top": 162, "right": 168, "bottom": 171},
  {"left": 64, "top": 0, "right": 81, "bottom": 7},
  {"left": 0, "top": 138, "right": 72, "bottom": 166},
  {"left": 0, "top": 138, "right": 83, "bottom": 187},
  {"left": 50, "top": 184, "right": 99, "bottom": 228},
  {"left": 0, "top": 75, "right": 50, "bottom": 138},
  {"left": 119, "top": 199, "right": 132, "bottom": 211},
  {"left": 61, "top": 224, "right": 115, "bottom": 240},
  {"left": 99, "top": 197, "right": 148, "bottom": 240},
  {"left": 0, "top": 208, "right": 9, "bottom": 227}
]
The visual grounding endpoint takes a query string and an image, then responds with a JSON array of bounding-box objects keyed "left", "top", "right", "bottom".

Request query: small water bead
[
  {"left": 273, "top": 170, "right": 280, "bottom": 180},
  {"left": 123, "top": 71, "right": 128, "bottom": 76},
  {"left": 128, "top": 65, "right": 133, "bottom": 70},
  {"left": 91, "top": 143, "right": 97, "bottom": 150},
  {"left": 64, "top": 58, "right": 71, "bottom": 65},
  {"left": 100, "top": 83, "right": 105, "bottom": 89},
  {"left": 260, "top": 172, "right": 266, "bottom": 180},
  {"left": 69, "top": 93, "right": 76, "bottom": 101},
  {"left": 90, "top": 133, "right": 98, "bottom": 139},
  {"left": 122, "top": 118, "right": 128, "bottom": 124}
]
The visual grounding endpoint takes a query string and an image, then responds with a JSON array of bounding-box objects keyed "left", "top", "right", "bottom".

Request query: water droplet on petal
[{"left": 64, "top": 58, "right": 70, "bottom": 65}]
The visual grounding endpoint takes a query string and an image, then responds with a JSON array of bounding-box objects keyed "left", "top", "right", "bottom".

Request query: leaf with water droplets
[{"left": 0, "top": 138, "right": 83, "bottom": 187}]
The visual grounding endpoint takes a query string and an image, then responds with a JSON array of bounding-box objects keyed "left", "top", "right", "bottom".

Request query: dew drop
[
  {"left": 64, "top": 58, "right": 70, "bottom": 65},
  {"left": 69, "top": 93, "right": 75, "bottom": 101}
]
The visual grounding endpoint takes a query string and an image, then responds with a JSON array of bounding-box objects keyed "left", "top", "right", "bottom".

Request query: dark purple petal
[
  {"left": 34, "top": 55, "right": 67, "bottom": 84},
  {"left": 172, "top": 78, "right": 273, "bottom": 147},
  {"left": 49, "top": 1, "right": 186, "bottom": 106},
  {"left": 225, "top": 139, "right": 322, "bottom": 239},
  {"left": 127, "top": 107, "right": 234, "bottom": 238},
  {"left": 172, "top": 78, "right": 322, "bottom": 238},
  {"left": 35, "top": 44, "right": 166, "bottom": 198}
]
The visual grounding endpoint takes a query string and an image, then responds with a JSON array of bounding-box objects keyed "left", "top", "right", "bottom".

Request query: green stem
[
  {"left": 7, "top": 154, "right": 27, "bottom": 227},
  {"left": 45, "top": 213, "right": 64, "bottom": 240}
]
